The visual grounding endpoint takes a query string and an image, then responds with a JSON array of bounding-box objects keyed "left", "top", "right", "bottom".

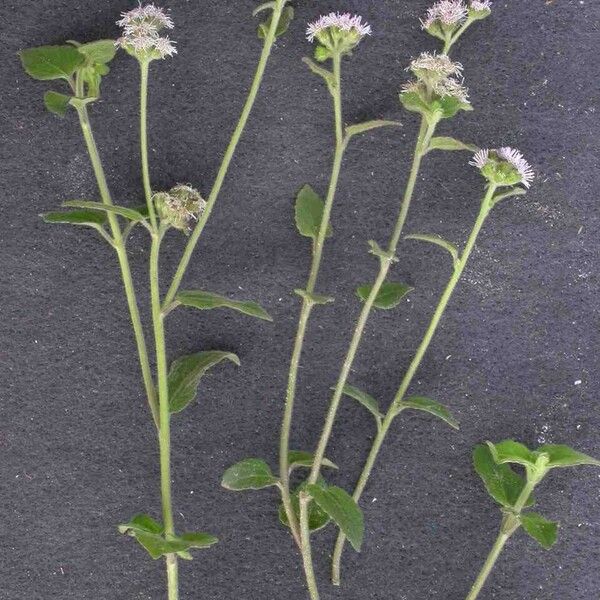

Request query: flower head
[
  {"left": 470, "top": 147, "right": 535, "bottom": 188},
  {"left": 153, "top": 185, "right": 206, "bottom": 232},
  {"left": 116, "top": 3, "right": 176, "bottom": 61},
  {"left": 421, "top": 1, "right": 468, "bottom": 30},
  {"left": 306, "top": 12, "right": 371, "bottom": 61},
  {"left": 409, "top": 52, "right": 463, "bottom": 82},
  {"left": 470, "top": 0, "right": 492, "bottom": 13}
]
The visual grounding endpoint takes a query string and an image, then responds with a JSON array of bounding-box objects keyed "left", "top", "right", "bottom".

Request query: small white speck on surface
[{"left": 574, "top": 380, "right": 582, "bottom": 385}]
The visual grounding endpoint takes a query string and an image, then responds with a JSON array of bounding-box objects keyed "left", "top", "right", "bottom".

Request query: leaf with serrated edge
[
  {"left": 399, "top": 396, "right": 459, "bottom": 429},
  {"left": 472, "top": 445, "right": 534, "bottom": 508},
  {"left": 168, "top": 351, "right": 239, "bottom": 414},
  {"left": 338, "top": 384, "right": 383, "bottom": 421},
  {"left": 222, "top": 458, "right": 279, "bottom": 491},
  {"left": 520, "top": 513, "right": 558, "bottom": 549},
  {"left": 356, "top": 282, "right": 413, "bottom": 309},
  {"left": 486, "top": 440, "right": 538, "bottom": 467},
  {"left": 538, "top": 444, "right": 600, "bottom": 469},
  {"left": 44, "top": 91, "right": 71, "bottom": 117},
  {"left": 294, "top": 185, "right": 333, "bottom": 239},
  {"left": 19, "top": 45, "right": 84, "bottom": 81},
  {"left": 176, "top": 290, "right": 273, "bottom": 321},
  {"left": 77, "top": 39, "right": 117, "bottom": 64},
  {"left": 306, "top": 485, "right": 364, "bottom": 551},
  {"left": 406, "top": 233, "right": 459, "bottom": 265},
  {"left": 288, "top": 450, "right": 338, "bottom": 471}
]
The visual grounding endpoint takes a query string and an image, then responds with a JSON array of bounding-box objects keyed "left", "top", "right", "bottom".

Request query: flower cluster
[
  {"left": 153, "top": 185, "right": 206, "bottom": 232},
  {"left": 421, "top": 0, "right": 491, "bottom": 41},
  {"left": 306, "top": 12, "right": 371, "bottom": 61},
  {"left": 471, "top": 147, "right": 535, "bottom": 188},
  {"left": 116, "top": 3, "right": 176, "bottom": 61}
]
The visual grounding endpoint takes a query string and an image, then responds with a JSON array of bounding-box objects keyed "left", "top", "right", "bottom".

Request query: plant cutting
[
  {"left": 467, "top": 441, "right": 600, "bottom": 600},
  {"left": 18, "top": 2, "right": 292, "bottom": 598}
]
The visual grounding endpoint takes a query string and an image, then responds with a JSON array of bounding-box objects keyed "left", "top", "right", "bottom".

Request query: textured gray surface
[{"left": 1, "top": 1, "right": 599, "bottom": 599}]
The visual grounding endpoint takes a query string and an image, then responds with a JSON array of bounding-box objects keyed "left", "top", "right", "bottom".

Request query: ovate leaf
[
  {"left": 520, "top": 513, "right": 558, "bottom": 549},
  {"left": 222, "top": 458, "right": 279, "bottom": 491},
  {"left": 168, "top": 351, "right": 240, "bottom": 413},
  {"left": 258, "top": 5, "right": 294, "bottom": 39},
  {"left": 288, "top": 450, "right": 337, "bottom": 471},
  {"left": 398, "top": 396, "right": 459, "bottom": 430},
  {"left": 538, "top": 444, "right": 600, "bottom": 469},
  {"left": 19, "top": 45, "right": 84, "bottom": 81},
  {"left": 175, "top": 290, "right": 273, "bottom": 321},
  {"left": 356, "top": 282, "right": 413, "bottom": 309},
  {"left": 427, "top": 137, "right": 478, "bottom": 153},
  {"left": 486, "top": 440, "right": 538, "bottom": 468},
  {"left": 306, "top": 485, "right": 364, "bottom": 551},
  {"left": 339, "top": 384, "right": 383, "bottom": 422},
  {"left": 473, "top": 444, "right": 534, "bottom": 508},
  {"left": 44, "top": 91, "right": 71, "bottom": 117},
  {"left": 62, "top": 200, "right": 146, "bottom": 222},
  {"left": 295, "top": 185, "right": 332, "bottom": 239},
  {"left": 77, "top": 39, "right": 117, "bottom": 64},
  {"left": 279, "top": 479, "right": 331, "bottom": 532}
]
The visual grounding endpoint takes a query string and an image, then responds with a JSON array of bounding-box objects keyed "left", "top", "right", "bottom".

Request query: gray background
[{"left": 1, "top": 1, "right": 599, "bottom": 598}]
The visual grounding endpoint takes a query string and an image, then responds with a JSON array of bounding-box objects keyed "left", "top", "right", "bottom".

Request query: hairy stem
[
  {"left": 150, "top": 227, "right": 178, "bottom": 600},
  {"left": 279, "top": 52, "right": 345, "bottom": 548},
  {"left": 76, "top": 105, "right": 159, "bottom": 427},
  {"left": 331, "top": 183, "right": 498, "bottom": 582},
  {"left": 308, "top": 118, "right": 433, "bottom": 489},
  {"left": 299, "top": 493, "right": 320, "bottom": 600},
  {"left": 163, "top": 0, "right": 286, "bottom": 308},
  {"left": 140, "top": 60, "right": 158, "bottom": 230},
  {"left": 464, "top": 529, "right": 510, "bottom": 600}
]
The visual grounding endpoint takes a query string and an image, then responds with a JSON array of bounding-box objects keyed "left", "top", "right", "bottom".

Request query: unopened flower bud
[
  {"left": 470, "top": 147, "right": 534, "bottom": 188},
  {"left": 153, "top": 185, "right": 206, "bottom": 232},
  {"left": 306, "top": 13, "right": 371, "bottom": 62}
]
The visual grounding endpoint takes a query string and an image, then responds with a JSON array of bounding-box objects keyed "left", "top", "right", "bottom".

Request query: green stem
[
  {"left": 150, "top": 227, "right": 178, "bottom": 600},
  {"left": 308, "top": 117, "right": 434, "bottom": 488},
  {"left": 163, "top": 0, "right": 286, "bottom": 308},
  {"left": 331, "top": 183, "right": 498, "bottom": 583},
  {"left": 299, "top": 493, "right": 320, "bottom": 600},
  {"left": 75, "top": 105, "right": 159, "bottom": 427},
  {"left": 464, "top": 529, "right": 510, "bottom": 600},
  {"left": 140, "top": 60, "right": 158, "bottom": 230},
  {"left": 444, "top": 18, "right": 475, "bottom": 54},
  {"left": 279, "top": 52, "right": 345, "bottom": 547}
]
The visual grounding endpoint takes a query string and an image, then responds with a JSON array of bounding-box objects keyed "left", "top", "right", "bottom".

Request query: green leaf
[
  {"left": 253, "top": 1, "right": 276, "bottom": 16},
  {"left": 491, "top": 187, "right": 528, "bottom": 207},
  {"left": 356, "top": 282, "right": 413, "bottom": 309},
  {"left": 399, "top": 91, "right": 431, "bottom": 115},
  {"left": 302, "top": 57, "right": 335, "bottom": 91},
  {"left": 338, "top": 384, "right": 383, "bottom": 422},
  {"left": 345, "top": 120, "right": 402, "bottom": 139},
  {"left": 306, "top": 485, "right": 364, "bottom": 551},
  {"left": 473, "top": 444, "right": 534, "bottom": 508},
  {"left": 294, "top": 185, "right": 333, "bottom": 240},
  {"left": 19, "top": 45, "right": 84, "bottom": 81},
  {"left": 538, "top": 444, "right": 600, "bottom": 469},
  {"left": 41, "top": 209, "right": 106, "bottom": 227},
  {"left": 288, "top": 450, "right": 338, "bottom": 471},
  {"left": 118, "top": 514, "right": 163, "bottom": 536},
  {"left": 177, "top": 532, "right": 219, "bottom": 550},
  {"left": 398, "top": 396, "right": 459, "bottom": 430},
  {"left": 405, "top": 233, "right": 459, "bottom": 266},
  {"left": 486, "top": 440, "right": 538, "bottom": 468},
  {"left": 258, "top": 5, "right": 294, "bottom": 39},
  {"left": 44, "top": 91, "right": 71, "bottom": 117},
  {"left": 168, "top": 351, "right": 240, "bottom": 414},
  {"left": 175, "top": 290, "right": 273, "bottom": 321},
  {"left": 222, "top": 458, "right": 280, "bottom": 491},
  {"left": 294, "top": 289, "right": 334, "bottom": 305},
  {"left": 427, "top": 137, "right": 478, "bottom": 153},
  {"left": 279, "top": 480, "right": 331, "bottom": 532},
  {"left": 520, "top": 513, "right": 558, "bottom": 549},
  {"left": 77, "top": 39, "right": 117, "bottom": 64},
  {"left": 437, "top": 95, "right": 473, "bottom": 119},
  {"left": 62, "top": 200, "right": 146, "bottom": 222}
]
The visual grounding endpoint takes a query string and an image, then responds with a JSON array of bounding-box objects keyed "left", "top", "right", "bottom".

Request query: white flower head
[
  {"left": 116, "top": 3, "right": 176, "bottom": 60},
  {"left": 470, "top": 0, "right": 492, "bottom": 12},
  {"left": 433, "top": 77, "right": 469, "bottom": 102},
  {"left": 306, "top": 12, "right": 372, "bottom": 42},
  {"left": 421, "top": 1, "right": 468, "bottom": 30},
  {"left": 409, "top": 52, "right": 463, "bottom": 78},
  {"left": 154, "top": 184, "right": 206, "bottom": 232},
  {"left": 470, "top": 147, "right": 535, "bottom": 188}
]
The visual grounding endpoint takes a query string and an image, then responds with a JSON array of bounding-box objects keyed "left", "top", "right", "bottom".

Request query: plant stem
[
  {"left": 331, "top": 183, "right": 498, "bottom": 583},
  {"left": 140, "top": 60, "right": 158, "bottom": 230},
  {"left": 299, "top": 493, "right": 320, "bottom": 600},
  {"left": 163, "top": 0, "right": 286, "bottom": 308},
  {"left": 150, "top": 227, "right": 178, "bottom": 600},
  {"left": 75, "top": 105, "right": 159, "bottom": 427},
  {"left": 279, "top": 52, "right": 345, "bottom": 548},
  {"left": 464, "top": 529, "right": 510, "bottom": 600},
  {"left": 307, "top": 117, "right": 434, "bottom": 489}
]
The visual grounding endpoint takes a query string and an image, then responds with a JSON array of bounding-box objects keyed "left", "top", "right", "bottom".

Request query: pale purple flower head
[
  {"left": 470, "top": 147, "right": 535, "bottom": 188},
  {"left": 421, "top": 0, "right": 468, "bottom": 29},
  {"left": 409, "top": 52, "right": 463, "bottom": 78},
  {"left": 306, "top": 12, "right": 372, "bottom": 43},
  {"left": 470, "top": 0, "right": 492, "bottom": 11},
  {"left": 116, "top": 3, "right": 176, "bottom": 60}
]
